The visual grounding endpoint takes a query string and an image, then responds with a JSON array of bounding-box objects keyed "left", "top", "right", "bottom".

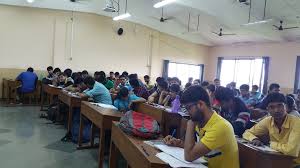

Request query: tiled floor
[{"left": 0, "top": 105, "right": 105, "bottom": 168}]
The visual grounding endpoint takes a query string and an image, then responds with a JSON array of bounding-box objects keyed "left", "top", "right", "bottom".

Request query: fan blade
[
  {"left": 222, "top": 33, "right": 236, "bottom": 36},
  {"left": 283, "top": 27, "right": 299, "bottom": 30},
  {"left": 273, "top": 25, "right": 280, "bottom": 29},
  {"left": 163, "top": 16, "right": 175, "bottom": 21},
  {"left": 212, "top": 32, "right": 219, "bottom": 35}
]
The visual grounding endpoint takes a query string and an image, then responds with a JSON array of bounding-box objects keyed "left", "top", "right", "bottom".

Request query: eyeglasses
[{"left": 267, "top": 103, "right": 285, "bottom": 111}]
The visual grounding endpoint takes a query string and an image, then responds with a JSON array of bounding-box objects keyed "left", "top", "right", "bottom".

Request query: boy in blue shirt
[
  {"left": 16, "top": 67, "right": 38, "bottom": 93},
  {"left": 114, "top": 87, "right": 146, "bottom": 112}
]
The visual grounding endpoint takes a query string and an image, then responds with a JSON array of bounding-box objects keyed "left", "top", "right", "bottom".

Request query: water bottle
[{"left": 171, "top": 95, "right": 181, "bottom": 113}]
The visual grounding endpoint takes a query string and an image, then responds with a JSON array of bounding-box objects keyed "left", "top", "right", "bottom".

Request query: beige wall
[{"left": 206, "top": 42, "right": 300, "bottom": 92}]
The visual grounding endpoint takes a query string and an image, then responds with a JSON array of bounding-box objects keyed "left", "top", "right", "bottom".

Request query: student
[
  {"left": 239, "top": 84, "right": 256, "bottom": 107},
  {"left": 170, "top": 77, "right": 181, "bottom": 85},
  {"left": 129, "top": 78, "right": 149, "bottom": 100},
  {"left": 115, "top": 75, "right": 131, "bottom": 91},
  {"left": 148, "top": 80, "right": 168, "bottom": 104},
  {"left": 158, "top": 83, "right": 181, "bottom": 107},
  {"left": 113, "top": 87, "right": 146, "bottom": 112},
  {"left": 188, "top": 77, "right": 193, "bottom": 84},
  {"left": 42, "top": 66, "right": 54, "bottom": 84},
  {"left": 144, "top": 75, "right": 154, "bottom": 90},
  {"left": 214, "top": 78, "right": 221, "bottom": 88},
  {"left": 114, "top": 72, "right": 120, "bottom": 79},
  {"left": 107, "top": 71, "right": 115, "bottom": 81},
  {"left": 251, "top": 85, "right": 262, "bottom": 101},
  {"left": 97, "top": 71, "right": 114, "bottom": 90},
  {"left": 63, "top": 69, "right": 74, "bottom": 87},
  {"left": 163, "top": 86, "right": 239, "bottom": 168},
  {"left": 229, "top": 82, "right": 240, "bottom": 97},
  {"left": 286, "top": 96, "right": 300, "bottom": 117},
  {"left": 207, "top": 84, "right": 220, "bottom": 113},
  {"left": 16, "top": 67, "right": 38, "bottom": 94},
  {"left": 148, "top": 77, "right": 165, "bottom": 95},
  {"left": 53, "top": 72, "right": 66, "bottom": 87},
  {"left": 215, "top": 87, "right": 250, "bottom": 136},
  {"left": 81, "top": 70, "right": 89, "bottom": 79},
  {"left": 185, "top": 82, "right": 192, "bottom": 89},
  {"left": 201, "top": 81, "right": 209, "bottom": 89},
  {"left": 193, "top": 79, "right": 201, "bottom": 85},
  {"left": 65, "top": 77, "right": 87, "bottom": 93},
  {"left": 78, "top": 76, "right": 112, "bottom": 104},
  {"left": 243, "top": 93, "right": 300, "bottom": 168},
  {"left": 256, "top": 83, "right": 281, "bottom": 111}
]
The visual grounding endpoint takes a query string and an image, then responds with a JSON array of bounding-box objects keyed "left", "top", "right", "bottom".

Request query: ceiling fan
[
  {"left": 151, "top": 7, "right": 175, "bottom": 23},
  {"left": 273, "top": 20, "right": 299, "bottom": 31},
  {"left": 212, "top": 28, "right": 236, "bottom": 36}
]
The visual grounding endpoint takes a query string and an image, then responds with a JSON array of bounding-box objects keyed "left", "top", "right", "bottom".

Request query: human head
[
  {"left": 265, "top": 92, "right": 287, "bottom": 121},
  {"left": 115, "top": 72, "right": 120, "bottom": 79},
  {"left": 158, "top": 80, "right": 169, "bottom": 91},
  {"left": 144, "top": 75, "right": 150, "bottom": 84},
  {"left": 201, "top": 81, "right": 210, "bottom": 89},
  {"left": 129, "top": 78, "right": 140, "bottom": 89},
  {"left": 47, "top": 66, "right": 53, "bottom": 75},
  {"left": 118, "top": 87, "right": 129, "bottom": 100},
  {"left": 81, "top": 70, "right": 89, "bottom": 79},
  {"left": 230, "top": 82, "right": 236, "bottom": 89},
  {"left": 240, "top": 84, "right": 250, "bottom": 97},
  {"left": 269, "top": 83, "right": 280, "bottom": 94},
  {"left": 109, "top": 71, "right": 114, "bottom": 78},
  {"left": 214, "top": 78, "right": 220, "bottom": 87},
  {"left": 121, "top": 71, "right": 129, "bottom": 78},
  {"left": 193, "top": 79, "right": 201, "bottom": 85},
  {"left": 84, "top": 76, "right": 95, "bottom": 89},
  {"left": 119, "top": 75, "right": 127, "bottom": 85},
  {"left": 53, "top": 68, "right": 61, "bottom": 75},
  {"left": 169, "top": 84, "right": 181, "bottom": 99},
  {"left": 73, "top": 77, "right": 86, "bottom": 89},
  {"left": 286, "top": 96, "right": 297, "bottom": 113},
  {"left": 63, "top": 69, "right": 72, "bottom": 78},
  {"left": 156, "top": 77, "right": 164, "bottom": 84},
  {"left": 58, "top": 73, "right": 66, "bottom": 83},
  {"left": 128, "top": 74, "right": 138, "bottom": 80},
  {"left": 170, "top": 77, "right": 180, "bottom": 85},
  {"left": 98, "top": 71, "right": 107, "bottom": 83},
  {"left": 185, "top": 83, "right": 192, "bottom": 89},
  {"left": 252, "top": 85, "right": 259, "bottom": 92},
  {"left": 188, "top": 77, "right": 193, "bottom": 83},
  {"left": 207, "top": 84, "right": 216, "bottom": 95},
  {"left": 27, "top": 67, "right": 34, "bottom": 72},
  {"left": 215, "top": 87, "right": 235, "bottom": 111},
  {"left": 181, "top": 85, "right": 211, "bottom": 122}
]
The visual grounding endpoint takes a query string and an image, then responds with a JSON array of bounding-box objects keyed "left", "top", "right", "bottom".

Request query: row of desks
[{"left": 42, "top": 84, "right": 295, "bottom": 168}]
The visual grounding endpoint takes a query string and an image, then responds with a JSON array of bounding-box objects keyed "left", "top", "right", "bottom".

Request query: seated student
[
  {"left": 239, "top": 84, "right": 257, "bottom": 107},
  {"left": 185, "top": 82, "right": 192, "bottom": 90},
  {"left": 169, "top": 77, "right": 181, "bottom": 86},
  {"left": 114, "top": 72, "right": 120, "bottom": 79},
  {"left": 229, "top": 82, "right": 240, "bottom": 97},
  {"left": 107, "top": 71, "right": 115, "bottom": 81},
  {"left": 251, "top": 85, "right": 262, "bottom": 101},
  {"left": 286, "top": 95, "right": 300, "bottom": 118},
  {"left": 201, "top": 81, "right": 210, "bottom": 89},
  {"left": 52, "top": 72, "right": 65, "bottom": 87},
  {"left": 78, "top": 76, "right": 112, "bottom": 104},
  {"left": 243, "top": 93, "right": 300, "bottom": 168},
  {"left": 215, "top": 87, "right": 250, "bottom": 136},
  {"left": 255, "top": 83, "right": 281, "bottom": 114},
  {"left": 42, "top": 66, "right": 54, "bottom": 84},
  {"left": 163, "top": 86, "right": 239, "bottom": 168},
  {"left": 63, "top": 69, "right": 74, "bottom": 87},
  {"left": 148, "top": 77, "right": 164, "bottom": 94},
  {"left": 193, "top": 79, "right": 201, "bottom": 85},
  {"left": 214, "top": 78, "right": 221, "bottom": 88},
  {"left": 81, "top": 70, "right": 89, "bottom": 79},
  {"left": 97, "top": 71, "right": 114, "bottom": 90},
  {"left": 144, "top": 75, "right": 154, "bottom": 90},
  {"left": 148, "top": 80, "right": 169, "bottom": 104},
  {"left": 64, "top": 77, "right": 87, "bottom": 93},
  {"left": 114, "top": 87, "right": 146, "bottom": 112},
  {"left": 115, "top": 75, "right": 131, "bottom": 90},
  {"left": 207, "top": 84, "right": 220, "bottom": 113},
  {"left": 129, "top": 78, "right": 149, "bottom": 100},
  {"left": 16, "top": 67, "right": 38, "bottom": 94},
  {"left": 158, "top": 83, "right": 181, "bottom": 107}
]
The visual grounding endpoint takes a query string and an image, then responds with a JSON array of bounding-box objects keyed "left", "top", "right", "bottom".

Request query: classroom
[{"left": 0, "top": 0, "right": 300, "bottom": 168}]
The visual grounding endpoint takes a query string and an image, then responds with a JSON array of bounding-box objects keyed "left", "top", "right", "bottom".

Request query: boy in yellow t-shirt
[{"left": 164, "top": 86, "right": 239, "bottom": 168}]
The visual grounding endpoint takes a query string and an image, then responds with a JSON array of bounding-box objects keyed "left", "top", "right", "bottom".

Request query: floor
[{"left": 0, "top": 105, "right": 107, "bottom": 168}]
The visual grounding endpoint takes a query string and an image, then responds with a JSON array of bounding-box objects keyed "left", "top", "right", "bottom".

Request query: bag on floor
[{"left": 118, "top": 111, "right": 160, "bottom": 139}]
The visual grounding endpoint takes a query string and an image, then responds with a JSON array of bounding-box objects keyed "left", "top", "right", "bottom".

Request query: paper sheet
[
  {"left": 91, "top": 103, "right": 118, "bottom": 110},
  {"left": 155, "top": 144, "right": 207, "bottom": 164},
  {"left": 253, "top": 145, "right": 278, "bottom": 153},
  {"left": 156, "top": 152, "right": 207, "bottom": 168}
]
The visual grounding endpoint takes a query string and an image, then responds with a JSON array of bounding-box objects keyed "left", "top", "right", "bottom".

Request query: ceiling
[{"left": 1, "top": 0, "right": 300, "bottom": 46}]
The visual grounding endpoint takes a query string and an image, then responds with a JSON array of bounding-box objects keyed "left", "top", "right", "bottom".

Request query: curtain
[
  {"left": 162, "top": 60, "right": 170, "bottom": 79},
  {"left": 216, "top": 57, "right": 224, "bottom": 79},
  {"left": 294, "top": 56, "right": 300, "bottom": 93},
  {"left": 200, "top": 64, "right": 205, "bottom": 83},
  {"left": 262, "top": 56, "right": 270, "bottom": 95}
]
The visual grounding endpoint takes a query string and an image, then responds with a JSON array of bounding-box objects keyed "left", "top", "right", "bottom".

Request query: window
[
  {"left": 218, "top": 58, "right": 265, "bottom": 90},
  {"left": 167, "top": 62, "right": 204, "bottom": 85},
  {"left": 294, "top": 56, "right": 300, "bottom": 93}
]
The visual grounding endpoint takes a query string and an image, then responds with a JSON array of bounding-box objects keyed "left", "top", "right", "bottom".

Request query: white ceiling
[{"left": 1, "top": 0, "right": 300, "bottom": 46}]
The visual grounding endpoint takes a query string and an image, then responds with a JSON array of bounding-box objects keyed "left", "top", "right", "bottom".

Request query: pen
[{"left": 141, "top": 145, "right": 150, "bottom": 156}]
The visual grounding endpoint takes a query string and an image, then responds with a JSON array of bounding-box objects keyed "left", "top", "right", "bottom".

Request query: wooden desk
[
  {"left": 40, "top": 84, "right": 61, "bottom": 110},
  {"left": 78, "top": 101, "right": 123, "bottom": 168},
  {"left": 238, "top": 140, "right": 294, "bottom": 168},
  {"left": 3, "top": 79, "right": 21, "bottom": 104},
  {"left": 109, "top": 122, "right": 169, "bottom": 168},
  {"left": 58, "top": 90, "right": 83, "bottom": 135}
]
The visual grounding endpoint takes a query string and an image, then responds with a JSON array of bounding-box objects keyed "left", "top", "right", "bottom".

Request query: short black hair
[
  {"left": 214, "top": 78, "right": 220, "bottom": 82},
  {"left": 47, "top": 66, "right": 53, "bottom": 71},
  {"left": 98, "top": 71, "right": 107, "bottom": 83},
  {"left": 144, "top": 75, "right": 150, "bottom": 79},
  {"left": 84, "top": 76, "right": 95, "bottom": 86},
  {"left": 115, "top": 72, "right": 120, "bottom": 76},
  {"left": 119, "top": 74, "right": 126, "bottom": 79},
  {"left": 128, "top": 74, "right": 138, "bottom": 80},
  {"left": 156, "top": 77, "right": 164, "bottom": 83},
  {"left": 269, "top": 83, "right": 280, "bottom": 91},
  {"left": 171, "top": 77, "right": 180, "bottom": 83},
  {"left": 201, "top": 81, "right": 210, "bottom": 87},
  {"left": 180, "top": 85, "right": 211, "bottom": 107},
  {"left": 110, "top": 71, "right": 114, "bottom": 74},
  {"left": 74, "top": 77, "right": 83, "bottom": 85},
  {"left": 64, "top": 69, "right": 72, "bottom": 77},
  {"left": 194, "top": 79, "right": 201, "bottom": 83},
  {"left": 240, "top": 84, "right": 250, "bottom": 91},
  {"left": 169, "top": 84, "right": 181, "bottom": 93},
  {"left": 53, "top": 68, "right": 61, "bottom": 74},
  {"left": 207, "top": 84, "right": 216, "bottom": 93},
  {"left": 129, "top": 79, "right": 140, "bottom": 88},
  {"left": 118, "top": 87, "right": 129, "bottom": 98},
  {"left": 215, "top": 87, "right": 235, "bottom": 102},
  {"left": 82, "top": 70, "right": 88, "bottom": 75},
  {"left": 158, "top": 80, "right": 169, "bottom": 90},
  {"left": 265, "top": 92, "right": 286, "bottom": 106},
  {"left": 185, "top": 83, "right": 192, "bottom": 89},
  {"left": 252, "top": 85, "right": 259, "bottom": 90},
  {"left": 27, "top": 67, "right": 34, "bottom": 72},
  {"left": 121, "top": 71, "right": 129, "bottom": 77}
]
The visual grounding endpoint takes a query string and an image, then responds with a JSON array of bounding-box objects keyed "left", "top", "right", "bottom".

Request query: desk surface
[
  {"left": 110, "top": 122, "right": 169, "bottom": 168},
  {"left": 43, "top": 84, "right": 61, "bottom": 95}
]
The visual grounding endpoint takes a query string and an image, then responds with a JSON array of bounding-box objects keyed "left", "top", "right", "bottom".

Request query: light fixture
[
  {"left": 113, "top": 0, "right": 131, "bottom": 21},
  {"left": 242, "top": 19, "right": 272, "bottom": 26},
  {"left": 27, "top": 0, "right": 35, "bottom": 3},
  {"left": 113, "top": 13, "right": 131, "bottom": 21},
  {"left": 154, "top": 0, "right": 176, "bottom": 8}
]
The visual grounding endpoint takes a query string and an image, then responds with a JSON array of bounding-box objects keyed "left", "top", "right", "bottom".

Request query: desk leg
[
  {"left": 40, "top": 92, "right": 45, "bottom": 111},
  {"left": 109, "top": 140, "right": 117, "bottom": 168},
  {"left": 78, "top": 112, "right": 84, "bottom": 148},
  {"left": 90, "top": 123, "right": 95, "bottom": 147},
  {"left": 67, "top": 106, "right": 73, "bottom": 134},
  {"left": 98, "top": 128, "right": 105, "bottom": 168}
]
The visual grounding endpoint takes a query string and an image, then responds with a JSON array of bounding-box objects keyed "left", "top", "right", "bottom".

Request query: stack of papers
[
  {"left": 91, "top": 103, "right": 118, "bottom": 110},
  {"left": 153, "top": 144, "right": 207, "bottom": 168}
]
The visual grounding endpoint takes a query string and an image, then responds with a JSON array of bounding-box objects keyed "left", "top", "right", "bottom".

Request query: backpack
[{"left": 118, "top": 111, "right": 160, "bottom": 139}]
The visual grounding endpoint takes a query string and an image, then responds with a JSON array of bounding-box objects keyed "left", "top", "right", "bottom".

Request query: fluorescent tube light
[
  {"left": 113, "top": 13, "right": 131, "bottom": 21},
  {"left": 242, "top": 19, "right": 272, "bottom": 26},
  {"left": 27, "top": 0, "right": 34, "bottom": 3},
  {"left": 154, "top": 0, "right": 176, "bottom": 8}
]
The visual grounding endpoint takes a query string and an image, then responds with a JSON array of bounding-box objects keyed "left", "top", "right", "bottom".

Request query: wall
[
  {"left": 0, "top": 5, "right": 208, "bottom": 98},
  {"left": 206, "top": 42, "right": 300, "bottom": 93}
]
